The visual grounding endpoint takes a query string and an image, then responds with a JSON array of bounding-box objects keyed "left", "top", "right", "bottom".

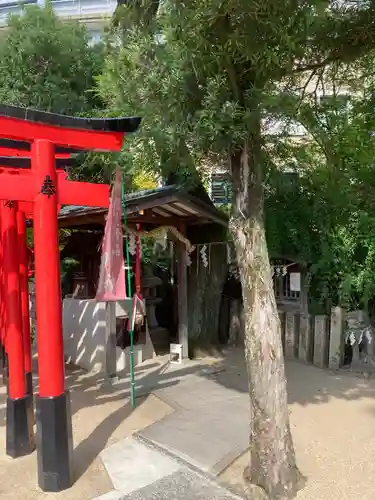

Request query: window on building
[
  {"left": 273, "top": 273, "right": 300, "bottom": 301},
  {"left": 210, "top": 172, "right": 232, "bottom": 205}
]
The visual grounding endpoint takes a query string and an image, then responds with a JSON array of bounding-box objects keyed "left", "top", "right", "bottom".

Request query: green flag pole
[{"left": 121, "top": 172, "right": 136, "bottom": 408}]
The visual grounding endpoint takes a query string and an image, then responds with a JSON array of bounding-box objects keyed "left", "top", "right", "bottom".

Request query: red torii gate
[
  {"left": 0, "top": 104, "right": 140, "bottom": 492},
  {"left": 0, "top": 163, "right": 71, "bottom": 422}
]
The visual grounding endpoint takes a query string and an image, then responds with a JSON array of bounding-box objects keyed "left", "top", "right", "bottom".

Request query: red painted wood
[
  {"left": 0, "top": 147, "right": 71, "bottom": 158},
  {"left": 0, "top": 201, "right": 26, "bottom": 399},
  {"left": 135, "top": 224, "right": 141, "bottom": 294},
  {"left": 59, "top": 181, "right": 110, "bottom": 208},
  {"left": 0, "top": 218, "right": 4, "bottom": 346},
  {"left": 16, "top": 211, "right": 32, "bottom": 375},
  {"left": 0, "top": 116, "right": 125, "bottom": 151},
  {"left": 0, "top": 170, "right": 110, "bottom": 207},
  {"left": 32, "top": 140, "right": 64, "bottom": 398},
  {"left": 27, "top": 246, "right": 34, "bottom": 278},
  {"left": 0, "top": 172, "right": 35, "bottom": 201}
]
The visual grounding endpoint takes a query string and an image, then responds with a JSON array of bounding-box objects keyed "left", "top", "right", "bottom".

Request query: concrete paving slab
[
  {"left": 153, "top": 376, "right": 245, "bottom": 410},
  {"left": 119, "top": 468, "right": 243, "bottom": 500},
  {"left": 138, "top": 374, "right": 249, "bottom": 474},
  {"left": 100, "top": 437, "right": 182, "bottom": 495}
]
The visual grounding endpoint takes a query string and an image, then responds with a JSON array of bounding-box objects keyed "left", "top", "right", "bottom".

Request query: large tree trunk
[
  {"left": 230, "top": 136, "right": 303, "bottom": 499},
  {"left": 187, "top": 226, "right": 228, "bottom": 354}
]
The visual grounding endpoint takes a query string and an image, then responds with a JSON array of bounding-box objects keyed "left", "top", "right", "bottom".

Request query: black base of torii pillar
[
  {"left": 6, "top": 394, "right": 34, "bottom": 458},
  {"left": 36, "top": 392, "right": 73, "bottom": 491}
]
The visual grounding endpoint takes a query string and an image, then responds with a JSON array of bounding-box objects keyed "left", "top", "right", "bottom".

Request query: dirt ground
[
  {"left": 0, "top": 362, "right": 173, "bottom": 500},
  {"left": 219, "top": 359, "right": 375, "bottom": 500},
  {"left": 3, "top": 351, "right": 375, "bottom": 500}
]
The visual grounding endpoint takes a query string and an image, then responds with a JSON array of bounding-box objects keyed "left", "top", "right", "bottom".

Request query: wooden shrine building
[{"left": 58, "top": 183, "right": 228, "bottom": 375}]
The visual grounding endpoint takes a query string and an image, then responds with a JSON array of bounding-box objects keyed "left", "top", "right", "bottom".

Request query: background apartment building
[{"left": 0, "top": 0, "right": 117, "bottom": 42}]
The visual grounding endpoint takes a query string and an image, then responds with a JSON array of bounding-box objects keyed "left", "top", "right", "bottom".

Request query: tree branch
[{"left": 292, "top": 7, "right": 375, "bottom": 75}]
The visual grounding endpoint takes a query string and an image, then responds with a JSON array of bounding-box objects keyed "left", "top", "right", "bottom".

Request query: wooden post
[
  {"left": 105, "top": 302, "right": 117, "bottom": 381},
  {"left": 177, "top": 224, "right": 188, "bottom": 359}
]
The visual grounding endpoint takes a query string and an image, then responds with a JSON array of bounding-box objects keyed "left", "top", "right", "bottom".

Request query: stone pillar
[
  {"left": 298, "top": 314, "right": 313, "bottom": 363},
  {"left": 329, "top": 306, "right": 344, "bottom": 370},
  {"left": 314, "top": 315, "right": 329, "bottom": 368},
  {"left": 285, "top": 312, "right": 298, "bottom": 359}
]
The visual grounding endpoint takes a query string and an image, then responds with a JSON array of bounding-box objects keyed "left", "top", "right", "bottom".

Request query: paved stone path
[
  {"left": 95, "top": 437, "right": 241, "bottom": 500},
  {"left": 119, "top": 469, "right": 241, "bottom": 500},
  {"left": 108, "top": 350, "right": 375, "bottom": 500},
  {"left": 138, "top": 368, "right": 249, "bottom": 474}
]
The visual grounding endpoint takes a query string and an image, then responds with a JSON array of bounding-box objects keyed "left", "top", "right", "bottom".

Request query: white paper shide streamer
[
  {"left": 200, "top": 244, "right": 208, "bottom": 268},
  {"left": 227, "top": 244, "right": 232, "bottom": 265},
  {"left": 128, "top": 233, "right": 136, "bottom": 256}
]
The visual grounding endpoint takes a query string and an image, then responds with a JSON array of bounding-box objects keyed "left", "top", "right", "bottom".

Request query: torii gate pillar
[
  {"left": 1, "top": 201, "right": 35, "bottom": 457},
  {"left": 32, "top": 140, "right": 73, "bottom": 490},
  {"left": 16, "top": 210, "right": 33, "bottom": 416},
  {"left": 0, "top": 104, "right": 141, "bottom": 493}
]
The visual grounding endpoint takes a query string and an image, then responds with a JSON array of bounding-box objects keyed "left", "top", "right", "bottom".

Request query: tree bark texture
[
  {"left": 228, "top": 298, "right": 244, "bottom": 346},
  {"left": 230, "top": 136, "right": 303, "bottom": 499},
  {"left": 187, "top": 240, "right": 228, "bottom": 353}
]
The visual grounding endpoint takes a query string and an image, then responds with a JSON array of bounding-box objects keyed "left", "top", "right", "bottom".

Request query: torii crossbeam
[{"left": 0, "top": 104, "right": 140, "bottom": 493}]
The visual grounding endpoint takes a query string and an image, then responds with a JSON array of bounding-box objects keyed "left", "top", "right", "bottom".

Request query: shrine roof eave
[
  {"left": 57, "top": 184, "right": 228, "bottom": 229},
  {"left": 270, "top": 253, "right": 309, "bottom": 267}
]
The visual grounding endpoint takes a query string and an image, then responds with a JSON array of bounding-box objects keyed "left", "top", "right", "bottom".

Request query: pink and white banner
[{"left": 96, "top": 169, "right": 127, "bottom": 301}]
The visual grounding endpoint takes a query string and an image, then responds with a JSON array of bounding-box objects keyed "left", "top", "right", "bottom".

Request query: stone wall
[
  {"left": 281, "top": 307, "right": 375, "bottom": 372},
  {"left": 227, "top": 299, "right": 368, "bottom": 372},
  {"left": 280, "top": 311, "right": 330, "bottom": 368}
]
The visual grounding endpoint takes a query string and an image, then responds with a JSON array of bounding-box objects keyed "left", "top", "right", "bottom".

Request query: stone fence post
[
  {"left": 298, "top": 314, "right": 313, "bottom": 363},
  {"left": 285, "top": 312, "right": 299, "bottom": 359},
  {"left": 314, "top": 315, "right": 329, "bottom": 368},
  {"left": 329, "top": 306, "right": 344, "bottom": 369}
]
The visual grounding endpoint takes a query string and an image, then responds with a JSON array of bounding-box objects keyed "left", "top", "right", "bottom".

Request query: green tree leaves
[{"left": 0, "top": 4, "right": 102, "bottom": 114}]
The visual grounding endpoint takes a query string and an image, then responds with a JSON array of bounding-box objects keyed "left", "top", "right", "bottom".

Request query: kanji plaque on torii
[{"left": 0, "top": 104, "right": 141, "bottom": 493}]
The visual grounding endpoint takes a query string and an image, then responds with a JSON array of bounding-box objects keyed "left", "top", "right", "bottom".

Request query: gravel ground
[
  {"left": 120, "top": 469, "right": 242, "bottom": 500},
  {"left": 220, "top": 358, "right": 375, "bottom": 500}
]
